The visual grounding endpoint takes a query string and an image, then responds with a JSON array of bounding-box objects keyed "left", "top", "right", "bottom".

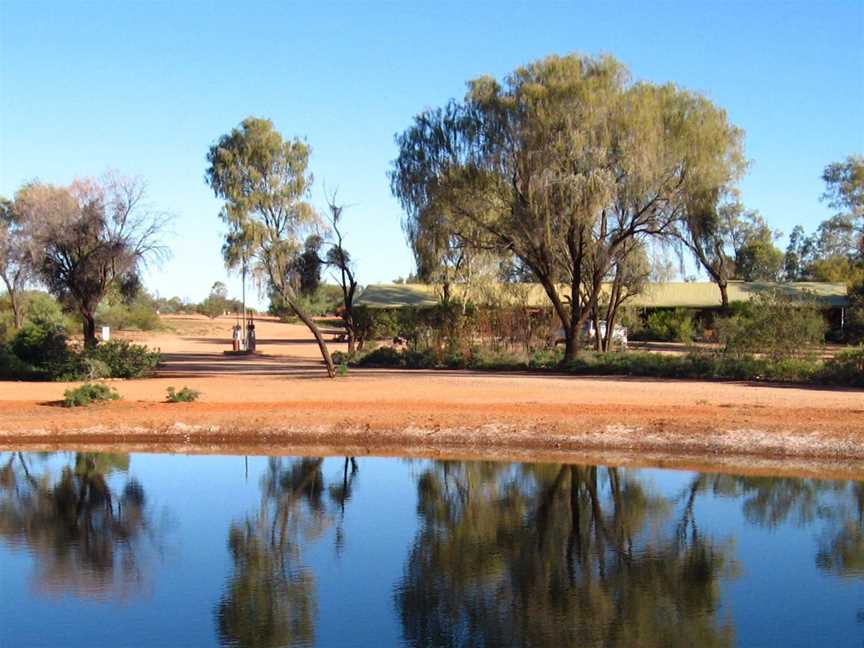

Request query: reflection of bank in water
[{"left": 0, "top": 452, "right": 165, "bottom": 600}]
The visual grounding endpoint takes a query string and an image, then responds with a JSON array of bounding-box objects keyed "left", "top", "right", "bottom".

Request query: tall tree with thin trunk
[
  {"left": 322, "top": 193, "right": 360, "bottom": 354},
  {"left": 16, "top": 175, "right": 168, "bottom": 347},
  {"left": 206, "top": 117, "right": 336, "bottom": 377},
  {"left": 0, "top": 197, "right": 32, "bottom": 329}
]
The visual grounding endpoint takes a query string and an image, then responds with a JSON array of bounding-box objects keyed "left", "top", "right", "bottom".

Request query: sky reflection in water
[{"left": 0, "top": 451, "right": 861, "bottom": 647}]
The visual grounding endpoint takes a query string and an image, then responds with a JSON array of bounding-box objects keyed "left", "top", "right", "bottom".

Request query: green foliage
[
  {"left": 336, "top": 362, "right": 349, "bottom": 377},
  {"left": 735, "top": 236, "right": 784, "bottom": 281},
  {"left": 347, "top": 343, "right": 861, "bottom": 387},
  {"left": 391, "top": 53, "right": 746, "bottom": 359},
  {"left": 16, "top": 176, "right": 166, "bottom": 347},
  {"left": 0, "top": 343, "right": 39, "bottom": 379},
  {"left": 352, "top": 306, "right": 398, "bottom": 344},
  {"left": 528, "top": 348, "right": 563, "bottom": 369},
  {"left": 819, "top": 346, "right": 864, "bottom": 387},
  {"left": 62, "top": 382, "right": 121, "bottom": 407},
  {"left": 644, "top": 309, "right": 696, "bottom": 343},
  {"left": 60, "top": 355, "right": 112, "bottom": 381},
  {"left": 24, "top": 292, "right": 71, "bottom": 328},
  {"left": 11, "top": 322, "right": 71, "bottom": 370},
  {"left": 270, "top": 285, "right": 343, "bottom": 319},
  {"left": 356, "top": 346, "right": 404, "bottom": 367},
  {"left": 5, "top": 319, "right": 159, "bottom": 381},
  {"left": 166, "top": 386, "right": 201, "bottom": 402},
  {"left": 97, "top": 299, "right": 162, "bottom": 331},
  {"left": 715, "top": 291, "right": 827, "bottom": 360},
  {"left": 90, "top": 340, "right": 160, "bottom": 379}
]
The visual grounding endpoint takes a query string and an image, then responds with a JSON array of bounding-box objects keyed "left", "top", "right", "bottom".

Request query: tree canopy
[
  {"left": 14, "top": 174, "right": 167, "bottom": 347},
  {"left": 205, "top": 117, "right": 335, "bottom": 376},
  {"left": 391, "top": 54, "right": 745, "bottom": 359}
]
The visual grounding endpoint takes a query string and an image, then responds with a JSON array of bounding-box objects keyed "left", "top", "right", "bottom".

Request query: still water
[{"left": 0, "top": 451, "right": 861, "bottom": 648}]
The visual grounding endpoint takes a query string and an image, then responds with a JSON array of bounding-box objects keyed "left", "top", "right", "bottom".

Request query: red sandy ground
[{"left": 1, "top": 314, "right": 862, "bottom": 477}]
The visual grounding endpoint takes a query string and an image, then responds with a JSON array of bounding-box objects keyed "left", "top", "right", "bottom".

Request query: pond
[{"left": 0, "top": 451, "right": 861, "bottom": 647}]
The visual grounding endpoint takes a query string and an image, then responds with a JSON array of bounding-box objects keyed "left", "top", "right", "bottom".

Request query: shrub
[
  {"left": 355, "top": 346, "right": 404, "bottom": 367},
  {"left": 97, "top": 301, "right": 162, "bottom": 331},
  {"left": 91, "top": 340, "right": 161, "bottom": 378},
  {"left": 63, "top": 382, "right": 121, "bottom": 407},
  {"left": 715, "top": 290, "right": 827, "bottom": 360},
  {"left": 353, "top": 306, "right": 399, "bottom": 347},
  {"left": 528, "top": 348, "right": 562, "bottom": 369},
  {"left": 59, "top": 356, "right": 113, "bottom": 381},
  {"left": 820, "top": 346, "right": 864, "bottom": 387},
  {"left": 0, "top": 344, "right": 40, "bottom": 379},
  {"left": 24, "top": 292, "right": 73, "bottom": 329},
  {"left": 166, "top": 386, "right": 201, "bottom": 402},
  {"left": 11, "top": 322, "right": 71, "bottom": 370},
  {"left": 644, "top": 308, "right": 696, "bottom": 343},
  {"left": 336, "top": 363, "right": 349, "bottom": 377}
]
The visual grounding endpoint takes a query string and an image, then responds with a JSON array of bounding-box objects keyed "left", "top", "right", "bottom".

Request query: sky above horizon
[{"left": 2, "top": 1, "right": 863, "bottom": 307}]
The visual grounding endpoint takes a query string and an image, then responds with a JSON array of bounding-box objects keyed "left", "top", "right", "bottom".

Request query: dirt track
[{"left": 1, "top": 314, "right": 862, "bottom": 477}]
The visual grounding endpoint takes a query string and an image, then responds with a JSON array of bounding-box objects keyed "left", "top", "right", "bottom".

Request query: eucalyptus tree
[
  {"left": 391, "top": 54, "right": 745, "bottom": 360},
  {"left": 206, "top": 117, "right": 336, "bottom": 377},
  {"left": 822, "top": 155, "right": 863, "bottom": 227},
  {"left": 0, "top": 197, "right": 32, "bottom": 329},
  {"left": 15, "top": 175, "right": 168, "bottom": 347}
]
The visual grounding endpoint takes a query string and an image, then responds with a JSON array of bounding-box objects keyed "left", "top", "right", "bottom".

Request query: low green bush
[
  {"left": 0, "top": 344, "right": 40, "bottom": 379},
  {"left": 715, "top": 290, "right": 827, "bottom": 360},
  {"left": 63, "top": 383, "right": 121, "bottom": 407},
  {"left": 643, "top": 308, "right": 696, "bottom": 343},
  {"left": 90, "top": 340, "right": 161, "bottom": 379},
  {"left": 345, "top": 343, "right": 860, "bottom": 387},
  {"left": 355, "top": 346, "right": 404, "bottom": 367},
  {"left": 528, "top": 348, "right": 563, "bottom": 369},
  {"left": 166, "top": 386, "right": 201, "bottom": 402},
  {"left": 820, "top": 346, "right": 864, "bottom": 387},
  {"left": 97, "top": 301, "right": 162, "bottom": 331},
  {"left": 11, "top": 322, "right": 71, "bottom": 372}
]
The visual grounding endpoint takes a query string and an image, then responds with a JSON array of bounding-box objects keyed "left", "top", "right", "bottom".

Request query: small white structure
[{"left": 101, "top": 326, "right": 110, "bottom": 342}]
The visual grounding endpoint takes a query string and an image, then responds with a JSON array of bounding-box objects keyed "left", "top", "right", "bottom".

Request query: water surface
[{"left": 0, "top": 451, "right": 861, "bottom": 647}]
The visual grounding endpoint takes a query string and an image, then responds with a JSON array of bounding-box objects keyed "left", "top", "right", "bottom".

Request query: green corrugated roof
[{"left": 356, "top": 281, "right": 849, "bottom": 309}]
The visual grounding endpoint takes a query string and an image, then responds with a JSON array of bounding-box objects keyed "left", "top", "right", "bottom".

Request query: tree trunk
[
  {"left": 563, "top": 334, "right": 576, "bottom": 363},
  {"left": 1, "top": 275, "right": 21, "bottom": 329},
  {"left": 9, "top": 290, "right": 21, "bottom": 329},
  {"left": 718, "top": 280, "right": 730, "bottom": 310},
  {"left": 289, "top": 299, "right": 336, "bottom": 378},
  {"left": 82, "top": 311, "right": 98, "bottom": 349}
]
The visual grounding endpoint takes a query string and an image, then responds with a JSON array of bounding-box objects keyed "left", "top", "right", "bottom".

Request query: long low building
[{"left": 356, "top": 281, "right": 849, "bottom": 310}]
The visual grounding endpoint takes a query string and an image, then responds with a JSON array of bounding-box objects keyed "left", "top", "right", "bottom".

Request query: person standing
[
  {"left": 232, "top": 322, "right": 242, "bottom": 352},
  {"left": 247, "top": 318, "right": 256, "bottom": 353}
]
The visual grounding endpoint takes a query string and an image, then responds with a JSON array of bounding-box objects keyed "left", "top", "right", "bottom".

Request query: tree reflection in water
[
  {"left": 216, "top": 456, "right": 359, "bottom": 648},
  {"left": 0, "top": 452, "right": 154, "bottom": 600},
  {"left": 691, "top": 474, "right": 864, "bottom": 579},
  {"left": 395, "top": 462, "right": 736, "bottom": 648}
]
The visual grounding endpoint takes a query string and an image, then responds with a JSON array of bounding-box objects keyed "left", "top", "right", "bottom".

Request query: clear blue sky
[{"left": 2, "top": 1, "right": 862, "bottom": 306}]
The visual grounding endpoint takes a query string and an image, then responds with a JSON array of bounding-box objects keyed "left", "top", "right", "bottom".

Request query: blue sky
[{"left": 1, "top": 1, "right": 862, "bottom": 306}]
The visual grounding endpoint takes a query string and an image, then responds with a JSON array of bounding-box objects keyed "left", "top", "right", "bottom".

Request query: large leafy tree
[
  {"left": 730, "top": 211, "right": 783, "bottom": 282},
  {"left": 0, "top": 197, "right": 33, "bottom": 329},
  {"left": 205, "top": 117, "right": 336, "bottom": 377},
  {"left": 16, "top": 175, "right": 167, "bottom": 347},
  {"left": 391, "top": 54, "right": 744, "bottom": 360}
]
